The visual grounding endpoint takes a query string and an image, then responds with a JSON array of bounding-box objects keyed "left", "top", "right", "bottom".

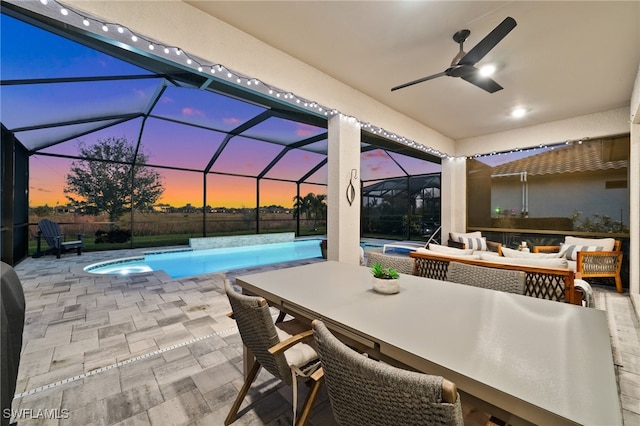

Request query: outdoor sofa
[
  {"left": 410, "top": 249, "right": 583, "bottom": 305},
  {"left": 367, "top": 248, "right": 584, "bottom": 306},
  {"left": 534, "top": 236, "right": 624, "bottom": 293}
]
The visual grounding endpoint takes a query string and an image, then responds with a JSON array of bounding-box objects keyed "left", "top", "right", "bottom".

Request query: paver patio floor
[{"left": 6, "top": 248, "right": 639, "bottom": 425}]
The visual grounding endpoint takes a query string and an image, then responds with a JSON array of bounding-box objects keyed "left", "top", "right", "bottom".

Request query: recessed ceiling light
[
  {"left": 479, "top": 64, "right": 496, "bottom": 77},
  {"left": 511, "top": 107, "right": 526, "bottom": 118}
]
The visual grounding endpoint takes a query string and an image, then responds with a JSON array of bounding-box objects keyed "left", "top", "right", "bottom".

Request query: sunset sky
[{"left": 2, "top": 12, "right": 441, "bottom": 209}]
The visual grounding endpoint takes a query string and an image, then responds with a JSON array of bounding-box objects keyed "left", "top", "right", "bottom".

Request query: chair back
[
  {"left": 1, "top": 262, "right": 25, "bottom": 419},
  {"left": 224, "top": 280, "right": 294, "bottom": 385},
  {"left": 37, "top": 219, "right": 62, "bottom": 248},
  {"left": 446, "top": 261, "right": 525, "bottom": 294},
  {"left": 367, "top": 251, "right": 415, "bottom": 275},
  {"left": 312, "top": 320, "right": 463, "bottom": 426}
]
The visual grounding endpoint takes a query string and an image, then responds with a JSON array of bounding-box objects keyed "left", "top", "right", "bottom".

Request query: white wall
[{"left": 492, "top": 172, "right": 630, "bottom": 225}]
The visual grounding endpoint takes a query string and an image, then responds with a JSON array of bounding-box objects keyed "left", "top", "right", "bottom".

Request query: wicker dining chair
[
  {"left": 223, "top": 280, "right": 323, "bottom": 426},
  {"left": 366, "top": 251, "right": 416, "bottom": 275},
  {"left": 311, "top": 320, "right": 463, "bottom": 426},
  {"left": 446, "top": 261, "right": 526, "bottom": 295}
]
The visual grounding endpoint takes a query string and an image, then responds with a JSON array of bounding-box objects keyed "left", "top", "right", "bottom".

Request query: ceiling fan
[{"left": 391, "top": 16, "right": 517, "bottom": 93}]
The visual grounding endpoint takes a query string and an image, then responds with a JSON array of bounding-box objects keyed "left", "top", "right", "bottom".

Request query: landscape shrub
[{"left": 95, "top": 228, "right": 131, "bottom": 243}]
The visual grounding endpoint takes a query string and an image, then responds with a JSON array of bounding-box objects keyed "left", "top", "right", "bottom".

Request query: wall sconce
[{"left": 346, "top": 169, "right": 358, "bottom": 206}]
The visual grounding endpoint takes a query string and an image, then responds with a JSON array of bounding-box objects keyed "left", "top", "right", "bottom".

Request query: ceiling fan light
[
  {"left": 479, "top": 64, "right": 496, "bottom": 77},
  {"left": 511, "top": 107, "right": 526, "bottom": 118}
]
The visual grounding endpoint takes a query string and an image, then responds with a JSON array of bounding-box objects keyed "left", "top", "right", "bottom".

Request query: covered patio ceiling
[{"left": 1, "top": 3, "right": 442, "bottom": 190}]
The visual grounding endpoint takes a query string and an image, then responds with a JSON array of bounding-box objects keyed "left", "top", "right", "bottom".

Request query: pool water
[{"left": 85, "top": 240, "right": 322, "bottom": 278}]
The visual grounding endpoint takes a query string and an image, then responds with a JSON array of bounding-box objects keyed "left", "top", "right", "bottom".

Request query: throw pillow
[
  {"left": 501, "top": 247, "right": 562, "bottom": 259},
  {"left": 427, "top": 244, "right": 475, "bottom": 255},
  {"left": 564, "top": 236, "right": 615, "bottom": 252},
  {"left": 449, "top": 231, "right": 482, "bottom": 242},
  {"left": 480, "top": 252, "right": 569, "bottom": 269},
  {"left": 458, "top": 236, "right": 487, "bottom": 251},
  {"left": 416, "top": 248, "right": 481, "bottom": 260},
  {"left": 562, "top": 245, "right": 604, "bottom": 261}
]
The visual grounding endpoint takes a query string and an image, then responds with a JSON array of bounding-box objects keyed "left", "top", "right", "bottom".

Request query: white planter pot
[{"left": 372, "top": 277, "right": 399, "bottom": 294}]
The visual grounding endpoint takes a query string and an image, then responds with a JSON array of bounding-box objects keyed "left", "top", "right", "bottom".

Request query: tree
[
  {"left": 31, "top": 204, "right": 53, "bottom": 217},
  {"left": 293, "top": 194, "right": 312, "bottom": 221},
  {"left": 308, "top": 193, "right": 327, "bottom": 223},
  {"left": 293, "top": 193, "right": 326, "bottom": 230},
  {"left": 64, "top": 137, "right": 164, "bottom": 224}
]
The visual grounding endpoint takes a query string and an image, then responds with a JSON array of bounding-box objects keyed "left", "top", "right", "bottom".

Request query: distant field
[{"left": 28, "top": 211, "right": 325, "bottom": 254}]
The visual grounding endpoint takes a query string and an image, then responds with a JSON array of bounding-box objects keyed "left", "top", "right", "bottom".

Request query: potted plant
[{"left": 370, "top": 262, "right": 400, "bottom": 294}]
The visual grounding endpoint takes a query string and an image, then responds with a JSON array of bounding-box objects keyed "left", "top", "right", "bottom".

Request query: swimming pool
[{"left": 85, "top": 239, "right": 322, "bottom": 278}]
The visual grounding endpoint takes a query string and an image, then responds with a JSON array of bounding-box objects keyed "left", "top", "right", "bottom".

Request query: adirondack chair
[{"left": 36, "top": 219, "right": 84, "bottom": 258}]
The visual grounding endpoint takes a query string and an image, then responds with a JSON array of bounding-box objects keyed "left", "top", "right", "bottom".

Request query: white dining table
[{"left": 235, "top": 261, "right": 622, "bottom": 426}]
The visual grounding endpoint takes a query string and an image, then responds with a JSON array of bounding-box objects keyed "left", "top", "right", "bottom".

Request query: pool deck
[{"left": 7, "top": 247, "right": 640, "bottom": 425}]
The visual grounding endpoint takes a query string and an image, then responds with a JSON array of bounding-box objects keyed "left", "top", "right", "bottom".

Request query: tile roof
[{"left": 491, "top": 140, "right": 628, "bottom": 177}]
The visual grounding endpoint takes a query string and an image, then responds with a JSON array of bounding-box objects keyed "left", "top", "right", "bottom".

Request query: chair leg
[
  {"left": 275, "top": 311, "right": 287, "bottom": 323},
  {"left": 35, "top": 233, "right": 42, "bottom": 258},
  {"left": 295, "top": 377, "right": 324, "bottom": 426},
  {"left": 225, "top": 359, "right": 261, "bottom": 426},
  {"left": 615, "top": 275, "right": 623, "bottom": 293}
]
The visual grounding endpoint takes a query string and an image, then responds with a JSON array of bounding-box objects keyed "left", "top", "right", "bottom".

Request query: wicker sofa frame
[
  {"left": 408, "top": 251, "right": 582, "bottom": 305},
  {"left": 534, "top": 240, "right": 623, "bottom": 293}
]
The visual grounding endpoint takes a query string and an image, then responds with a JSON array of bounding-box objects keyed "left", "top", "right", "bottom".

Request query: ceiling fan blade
[
  {"left": 461, "top": 71, "right": 504, "bottom": 93},
  {"left": 459, "top": 16, "right": 517, "bottom": 66},
  {"left": 391, "top": 71, "right": 447, "bottom": 91}
]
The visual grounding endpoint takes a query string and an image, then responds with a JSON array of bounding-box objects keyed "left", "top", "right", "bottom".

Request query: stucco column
[
  {"left": 327, "top": 114, "right": 361, "bottom": 264},
  {"left": 630, "top": 123, "right": 639, "bottom": 314},
  {"left": 440, "top": 157, "right": 467, "bottom": 244}
]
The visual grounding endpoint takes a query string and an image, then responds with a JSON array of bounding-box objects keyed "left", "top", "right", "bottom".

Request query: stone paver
[{"left": 7, "top": 247, "right": 639, "bottom": 425}]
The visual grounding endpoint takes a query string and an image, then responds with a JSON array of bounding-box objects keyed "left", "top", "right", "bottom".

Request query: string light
[
  {"left": 37, "top": 0, "right": 451, "bottom": 159},
  {"left": 461, "top": 138, "right": 589, "bottom": 161}
]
